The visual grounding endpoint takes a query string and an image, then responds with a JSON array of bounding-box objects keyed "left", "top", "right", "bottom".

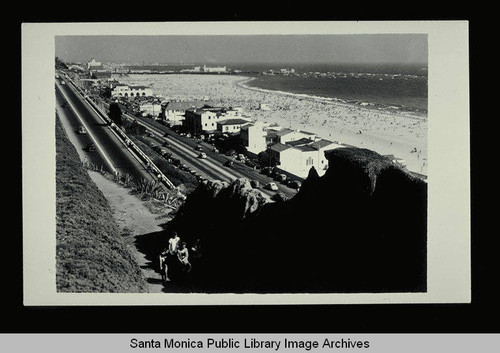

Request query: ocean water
[
  {"left": 124, "top": 62, "right": 428, "bottom": 114},
  {"left": 238, "top": 63, "right": 428, "bottom": 114}
]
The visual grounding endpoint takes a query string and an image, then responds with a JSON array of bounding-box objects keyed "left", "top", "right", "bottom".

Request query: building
[
  {"left": 202, "top": 65, "right": 227, "bottom": 73},
  {"left": 268, "top": 138, "right": 345, "bottom": 178},
  {"left": 240, "top": 121, "right": 268, "bottom": 155},
  {"left": 163, "top": 101, "right": 209, "bottom": 126},
  {"left": 111, "top": 85, "right": 153, "bottom": 98},
  {"left": 183, "top": 107, "right": 245, "bottom": 135},
  {"left": 216, "top": 118, "right": 250, "bottom": 134},
  {"left": 276, "top": 128, "right": 316, "bottom": 144},
  {"left": 139, "top": 102, "right": 162, "bottom": 117}
]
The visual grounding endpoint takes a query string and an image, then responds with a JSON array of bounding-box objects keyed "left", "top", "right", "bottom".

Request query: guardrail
[{"left": 64, "top": 75, "right": 176, "bottom": 190}]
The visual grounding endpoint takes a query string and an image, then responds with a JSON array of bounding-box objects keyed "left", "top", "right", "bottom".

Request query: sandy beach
[{"left": 117, "top": 74, "right": 427, "bottom": 175}]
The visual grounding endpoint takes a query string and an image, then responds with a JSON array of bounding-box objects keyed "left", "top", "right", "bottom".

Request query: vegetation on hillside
[{"left": 56, "top": 115, "right": 148, "bottom": 293}]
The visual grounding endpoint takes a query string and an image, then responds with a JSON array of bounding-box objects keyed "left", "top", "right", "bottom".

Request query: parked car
[
  {"left": 225, "top": 149, "right": 236, "bottom": 157},
  {"left": 162, "top": 141, "right": 171, "bottom": 147},
  {"left": 265, "top": 182, "right": 279, "bottom": 191},
  {"left": 237, "top": 154, "right": 246, "bottom": 161},
  {"left": 78, "top": 125, "right": 86, "bottom": 134},
  {"left": 213, "top": 147, "right": 219, "bottom": 153},
  {"left": 223, "top": 160, "right": 234, "bottom": 167},
  {"left": 245, "top": 159, "right": 257, "bottom": 168},
  {"left": 195, "top": 144, "right": 203, "bottom": 151},
  {"left": 250, "top": 180, "right": 260, "bottom": 189},
  {"left": 274, "top": 173, "right": 287, "bottom": 183},
  {"left": 198, "top": 152, "right": 207, "bottom": 159},
  {"left": 288, "top": 180, "right": 302, "bottom": 190},
  {"left": 261, "top": 166, "right": 273, "bottom": 175}
]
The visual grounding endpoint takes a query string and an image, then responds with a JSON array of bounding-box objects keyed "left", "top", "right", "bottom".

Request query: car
[
  {"left": 162, "top": 141, "right": 171, "bottom": 147},
  {"left": 195, "top": 145, "right": 203, "bottom": 151},
  {"left": 237, "top": 154, "right": 246, "bottom": 161},
  {"left": 189, "top": 169, "right": 197, "bottom": 175},
  {"left": 223, "top": 160, "right": 234, "bottom": 167},
  {"left": 245, "top": 160, "right": 257, "bottom": 168},
  {"left": 78, "top": 125, "right": 86, "bottom": 134},
  {"left": 225, "top": 150, "right": 236, "bottom": 157},
  {"left": 198, "top": 152, "right": 207, "bottom": 159},
  {"left": 250, "top": 180, "right": 260, "bottom": 189},
  {"left": 180, "top": 164, "right": 189, "bottom": 171},
  {"left": 261, "top": 166, "right": 273, "bottom": 176},
  {"left": 274, "top": 173, "right": 287, "bottom": 183},
  {"left": 288, "top": 180, "right": 302, "bottom": 190},
  {"left": 213, "top": 147, "right": 219, "bottom": 153},
  {"left": 265, "top": 182, "right": 279, "bottom": 191}
]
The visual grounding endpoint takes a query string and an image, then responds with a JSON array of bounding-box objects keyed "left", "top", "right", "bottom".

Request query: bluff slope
[{"left": 167, "top": 147, "right": 427, "bottom": 293}]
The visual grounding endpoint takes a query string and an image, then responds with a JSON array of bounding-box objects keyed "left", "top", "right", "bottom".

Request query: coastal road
[
  {"left": 56, "top": 77, "right": 155, "bottom": 184},
  {"left": 103, "top": 102, "right": 301, "bottom": 199}
]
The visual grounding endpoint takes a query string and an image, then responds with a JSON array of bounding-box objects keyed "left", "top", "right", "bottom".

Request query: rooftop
[
  {"left": 285, "top": 137, "right": 314, "bottom": 147},
  {"left": 269, "top": 143, "right": 291, "bottom": 153},
  {"left": 310, "top": 139, "right": 337, "bottom": 150},
  {"left": 166, "top": 101, "right": 210, "bottom": 111},
  {"left": 217, "top": 118, "right": 250, "bottom": 126}
]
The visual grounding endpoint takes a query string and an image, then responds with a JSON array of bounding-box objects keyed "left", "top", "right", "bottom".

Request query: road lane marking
[{"left": 56, "top": 82, "right": 118, "bottom": 175}]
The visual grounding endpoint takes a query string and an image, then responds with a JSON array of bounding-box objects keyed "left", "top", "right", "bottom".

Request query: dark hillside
[{"left": 166, "top": 147, "right": 427, "bottom": 293}]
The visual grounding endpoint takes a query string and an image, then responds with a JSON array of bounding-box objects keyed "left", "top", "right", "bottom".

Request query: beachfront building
[
  {"left": 183, "top": 106, "right": 246, "bottom": 135},
  {"left": 276, "top": 128, "right": 316, "bottom": 144},
  {"left": 162, "top": 100, "right": 209, "bottom": 126},
  {"left": 202, "top": 65, "right": 227, "bottom": 73},
  {"left": 111, "top": 85, "right": 153, "bottom": 98},
  {"left": 240, "top": 121, "right": 268, "bottom": 156},
  {"left": 139, "top": 102, "right": 162, "bottom": 117},
  {"left": 268, "top": 138, "right": 344, "bottom": 178},
  {"left": 216, "top": 118, "right": 250, "bottom": 134}
]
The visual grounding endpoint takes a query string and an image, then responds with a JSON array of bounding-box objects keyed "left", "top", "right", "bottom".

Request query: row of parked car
[
  {"left": 151, "top": 142, "right": 205, "bottom": 182},
  {"left": 261, "top": 166, "right": 302, "bottom": 190}
]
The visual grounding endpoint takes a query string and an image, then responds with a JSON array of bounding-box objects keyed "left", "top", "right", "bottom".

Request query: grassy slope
[{"left": 56, "top": 115, "right": 148, "bottom": 293}]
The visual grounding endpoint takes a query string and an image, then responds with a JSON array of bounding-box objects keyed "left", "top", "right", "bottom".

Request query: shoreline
[
  {"left": 116, "top": 74, "right": 428, "bottom": 175},
  {"left": 236, "top": 75, "right": 427, "bottom": 121}
]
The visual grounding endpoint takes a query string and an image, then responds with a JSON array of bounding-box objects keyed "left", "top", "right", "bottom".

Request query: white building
[
  {"left": 268, "top": 139, "right": 345, "bottom": 178},
  {"left": 163, "top": 101, "right": 209, "bottom": 126},
  {"left": 240, "top": 121, "right": 268, "bottom": 155},
  {"left": 111, "top": 85, "right": 153, "bottom": 98},
  {"left": 184, "top": 107, "right": 246, "bottom": 134},
  {"left": 276, "top": 128, "right": 316, "bottom": 144},
  {"left": 202, "top": 65, "right": 227, "bottom": 73},
  {"left": 139, "top": 102, "right": 162, "bottom": 117},
  {"left": 216, "top": 118, "right": 250, "bottom": 133}
]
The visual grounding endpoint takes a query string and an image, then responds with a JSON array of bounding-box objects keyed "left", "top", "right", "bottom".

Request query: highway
[
  {"left": 103, "top": 101, "right": 301, "bottom": 199},
  {"left": 58, "top": 70, "right": 301, "bottom": 199},
  {"left": 56, "top": 77, "right": 154, "bottom": 184}
]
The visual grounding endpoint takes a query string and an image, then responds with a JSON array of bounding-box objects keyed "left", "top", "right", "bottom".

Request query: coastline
[
  {"left": 236, "top": 76, "right": 427, "bottom": 120},
  {"left": 116, "top": 74, "right": 428, "bottom": 175}
]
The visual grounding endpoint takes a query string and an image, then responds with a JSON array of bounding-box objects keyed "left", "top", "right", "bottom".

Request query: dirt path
[{"left": 88, "top": 171, "right": 173, "bottom": 293}]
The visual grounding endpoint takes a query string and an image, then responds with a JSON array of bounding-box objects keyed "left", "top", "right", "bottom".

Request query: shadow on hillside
[{"left": 134, "top": 230, "right": 167, "bottom": 276}]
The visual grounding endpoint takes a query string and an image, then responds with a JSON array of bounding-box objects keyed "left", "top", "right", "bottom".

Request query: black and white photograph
[{"left": 22, "top": 21, "right": 470, "bottom": 305}]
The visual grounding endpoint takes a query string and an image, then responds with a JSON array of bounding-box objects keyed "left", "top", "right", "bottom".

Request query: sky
[{"left": 55, "top": 34, "right": 428, "bottom": 66}]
